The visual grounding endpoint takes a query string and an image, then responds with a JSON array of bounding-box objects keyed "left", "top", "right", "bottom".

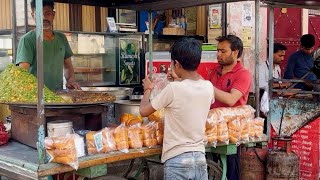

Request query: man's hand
[
  {"left": 142, "top": 75, "right": 155, "bottom": 92},
  {"left": 66, "top": 81, "right": 81, "bottom": 90},
  {"left": 167, "top": 68, "right": 181, "bottom": 81}
]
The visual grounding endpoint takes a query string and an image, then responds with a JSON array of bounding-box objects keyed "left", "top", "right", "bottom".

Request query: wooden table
[{"left": 0, "top": 137, "right": 267, "bottom": 180}]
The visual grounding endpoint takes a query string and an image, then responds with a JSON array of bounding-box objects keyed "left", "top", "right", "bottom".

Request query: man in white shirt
[
  {"left": 259, "top": 43, "right": 287, "bottom": 91},
  {"left": 140, "top": 38, "right": 214, "bottom": 180}
]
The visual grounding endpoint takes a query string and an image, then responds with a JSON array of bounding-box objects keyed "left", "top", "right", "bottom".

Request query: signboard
[{"left": 119, "top": 38, "right": 141, "bottom": 85}]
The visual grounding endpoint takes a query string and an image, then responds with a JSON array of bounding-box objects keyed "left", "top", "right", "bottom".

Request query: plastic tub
[{"left": 47, "top": 120, "right": 73, "bottom": 137}]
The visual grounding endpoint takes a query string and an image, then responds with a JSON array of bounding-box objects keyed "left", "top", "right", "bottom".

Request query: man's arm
[
  {"left": 19, "top": 62, "right": 31, "bottom": 71},
  {"left": 64, "top": 58, "right": 80, "bottom": 89},
  {"left": 139, "top": 89, "right": 156, "bottom": 117},
  {"left": 284, "top": 55, "right": 296, "bottom": 79},
  {"left": 214, "top": 87, "right": 243, "bottom": 107}
]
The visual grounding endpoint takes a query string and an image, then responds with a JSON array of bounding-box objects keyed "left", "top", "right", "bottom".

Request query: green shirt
[{"left": 16, "top": 30, "right": 73, "bottom": 90}]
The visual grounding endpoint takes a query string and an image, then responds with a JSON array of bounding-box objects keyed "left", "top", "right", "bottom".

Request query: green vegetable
[{"left": 0, "top": 64, "right": 66, "bottom": 103}]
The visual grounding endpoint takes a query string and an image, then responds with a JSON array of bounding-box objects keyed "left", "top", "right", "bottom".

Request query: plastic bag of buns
[
  {"left": 140, "top": 122, "right": 157, "bottom": 148},
  {"left": 85, "top": 128, "right": 116, "bottom": 155},
  {"left": 155, "top": 120, "right": 164, "bottom": 145},
  {"left": 254, "top": 117, "right": 264, "bottom": 140},
  {"left": 45, "top": 134, "right": 79, "bottom": 170},
  {"left": 148, "top": 109, "right": 165, "bottom": 122},
  {"left": 128, "top": 124, "right": 143, "bottom": 149},
  {"left": 249, "top": 119, "right": 256, "bottom": 140},
  {"left": 236, "top": 105, "right": 255, "bottom": 119},
  {"left": 150, "top": 73, "right": 169, "bottom": 100},
  {"left": 240, "top": 118, "right": 250, "bottom": 143},
  {"left": 228, "top": 119, "right": 241, "bottom": 144},
  {"left": 205, "top": 110, "right": 218, "bottom": 146},
  {"left": 113, "top": 123, "right": 129, "bottom": 153},
  {"left": 120, "top": 113, "right": 143, "bottom": 126},
  {"left": 216, "top": 117, "right": 229, "bottom": 144}
]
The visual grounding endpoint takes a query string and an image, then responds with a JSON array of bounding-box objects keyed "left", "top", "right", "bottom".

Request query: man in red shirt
[{"left": 207, "top": 35, "right": 252, "bottom": 180}]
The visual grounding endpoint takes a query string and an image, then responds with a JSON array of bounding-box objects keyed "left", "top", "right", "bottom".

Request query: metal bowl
[
  {"left": 80, "top": 87, "right": 132, "bottom": 100},
  {"left": 114, "top": 100, "right": 147, "bottom": 124}
]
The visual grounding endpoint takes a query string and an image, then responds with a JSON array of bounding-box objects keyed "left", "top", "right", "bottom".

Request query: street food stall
[{"left": 0, "top": 0, "right": 319, "bottom": 179}]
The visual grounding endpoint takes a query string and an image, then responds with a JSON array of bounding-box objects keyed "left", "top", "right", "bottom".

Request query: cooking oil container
[{"left": 47, "top": 120, "right": 73, "bottom": 137}]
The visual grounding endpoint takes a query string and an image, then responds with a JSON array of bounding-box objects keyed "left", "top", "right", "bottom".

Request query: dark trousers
[{"left": 226, "top": 146, "right": 240, "bottom": 180}]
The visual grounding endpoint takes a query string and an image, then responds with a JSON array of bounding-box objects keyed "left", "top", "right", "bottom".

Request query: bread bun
[
  {"left": 127, "top": 117, "right": 142, "bottom": 126},
  {"left": 156, "top": 135, "right": 163, "bottom": 145},
  {"left": 143, "top": 139, "right": 157, "bottom": 147},
  {"left": 116, "top": 141, "right": 129, "bottom": 150},
  {"left": 229, "top": 136, "right": 239, "bottom": 143}
]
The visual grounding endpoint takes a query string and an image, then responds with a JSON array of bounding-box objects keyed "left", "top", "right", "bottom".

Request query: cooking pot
[
  {"left": 114, "top": 100, "right": 147, "bottom": 124},
  {"left": 81, "top": 87, "right": 132, "bottom": 100}
]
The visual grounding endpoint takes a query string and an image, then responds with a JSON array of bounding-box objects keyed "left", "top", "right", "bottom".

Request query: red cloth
[
  {"left": 0, "top": 122, "right": 8, "bottom": 146},
  {"left": 207, "top": 61, "right": 252, "bottom": 108}
]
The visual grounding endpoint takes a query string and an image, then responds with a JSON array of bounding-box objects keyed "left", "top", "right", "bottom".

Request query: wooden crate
[{"left": 10, "top": 105, "right": 109, "bottom": 148}]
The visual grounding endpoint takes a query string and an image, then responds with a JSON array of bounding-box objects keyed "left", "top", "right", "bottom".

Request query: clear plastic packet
[
  {"left": 140, "top": 122, "right": 157, "bottom": 148},
  {"left": 254, "top": 117, "right": 265, "bottom": 140},
  {"left": 155, "top": 120, "right": 164, "bottom": 145},
  {"left": 113, "top": 123, "right": 129, "bottom": 153},
  {"left": 150, "top": 73, "right": 169, "bottom": 99},
  {"left": 235, "top": 105, "right": 255, "bottom": 119},
  {"left": 206, "top": 110, "right": 218, "bottom": 147},
  {"left": 148, "top": 109, "right": 165, "bottom": 122},
  {"left": 102, "top": 127, "right": 117, "bottom": 153},
  {"left": 228, "top": 119, "right": 241, "bottom": 145},
  {"left": 128, "top": 124, "right": 143, "bottom": 149},
  {"left": 45, "top": 134, "right": 79, "bottom": 170},
  {"left": 216, "top": 116, "right": 229, "bottom": 145},
  {"left": 240, "top": 118, "right": 250, "bottom": 144}
]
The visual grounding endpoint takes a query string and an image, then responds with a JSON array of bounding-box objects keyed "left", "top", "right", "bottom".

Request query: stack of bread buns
[
  {"left": 205, "top": 111, "right": 218, "bottom": 145},
  {"left": 120, "top": 113, "right": 143, "bottom": 126},
  {"left": 45, "top": 134, "right": 78, "bottom": 169},
  {"left": 253, "top": 117, "right": 264, "bottom": 139},
  {"left": 140, "top": 122, "right": 157, "bottom": 148},
  {"left": 128, "top": 124, "right": 143, "bottom": 149},
  {"left": 113, "top": 123, "right": 129, "bottom": 151},
  {"left": 86, "top": 128, "right": 117, "bottom": 154}
]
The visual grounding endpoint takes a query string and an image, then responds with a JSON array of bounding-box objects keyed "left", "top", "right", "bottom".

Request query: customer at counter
[
  {"left": 207, "top": 35, "right": 252, "bottom": 180},
  {"left": 16, "top": 0, "right": 80, "bottom": 91},
  {"left": 140, "top": 38, "right": 214, "bottom": 180},
  {"left": 259, "top": 43, "right": 289, "bottom": 132},
  {"left": 284, "top": 34, "right": 317, "bottom": 91}
]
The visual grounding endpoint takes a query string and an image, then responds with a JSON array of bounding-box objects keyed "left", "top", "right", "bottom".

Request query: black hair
[
  {"left": 170, "top": 38, "right": 202, "bottom": 71},
  {"left": 216, "top": 35, "right": 243, "bottom": 58},
  {"left": 300, "top": 34, "right": 315, "bottom": 48},
  {"left": 31, "top": 1, "right": 54, "bottom": 10},
  {"left": 273, "top": 43, "right": 287, "bottom": 53}
]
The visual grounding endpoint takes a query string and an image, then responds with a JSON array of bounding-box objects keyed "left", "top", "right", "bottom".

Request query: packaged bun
[
  {"left": 45, "top": 134, "right": 79, "bottom": 170},
  {"left": 128, "top": 125, "right": 143, "bottom": 149},
  {"left": 143, "top": 139, "right": 157, "bottom": 148},
  {"left": 114, "top": 123, "right": 129, "bottom": 152},
  {"left": 140, "top": 122, "right": 156, "bottom": 140},
  {"left": 155, "top": 120, "right": 164, "bottom": 145},
  {"left": 148, "top": 109, "right": 164, "bottom": 122}
]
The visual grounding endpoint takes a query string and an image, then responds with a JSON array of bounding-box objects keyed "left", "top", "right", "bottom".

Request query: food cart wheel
[{"left": 207, "top": 159, "right": 226, "bottom": 180}]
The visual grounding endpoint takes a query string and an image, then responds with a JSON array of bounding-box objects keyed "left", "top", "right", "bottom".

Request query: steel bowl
[
  {"left": 114, "top": 100, "right": 147, "bottom": 124},
  {"left": 80, "top": 87, "right": 132, "bottom": 100}
]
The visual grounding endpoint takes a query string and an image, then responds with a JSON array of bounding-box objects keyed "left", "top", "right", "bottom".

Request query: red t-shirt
[{"left": 207, "top": 62, "right": 252, "bottom": 109}]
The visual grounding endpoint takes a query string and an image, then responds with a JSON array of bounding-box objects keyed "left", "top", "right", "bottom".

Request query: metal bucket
[
  {"left": 81, "top": 87, "right": 132, "bottom": 100},
  {"left": 114, "top": 100, "right": 147, "bottom": 124},
  {"left": 47, "top": 120, "right": 73, "bottom": 137}
]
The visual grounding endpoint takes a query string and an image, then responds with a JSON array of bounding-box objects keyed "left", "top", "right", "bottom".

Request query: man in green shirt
[{"left": 16, "top": 0, "right": 80, "bottom": 91}]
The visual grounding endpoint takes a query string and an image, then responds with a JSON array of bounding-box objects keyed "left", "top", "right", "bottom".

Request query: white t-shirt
[
  {"left": 259, "top": 61, "right": 281, "bottom": 90},
  {"left": 151, "top": 79, "right": 214, "bottom": 162}
]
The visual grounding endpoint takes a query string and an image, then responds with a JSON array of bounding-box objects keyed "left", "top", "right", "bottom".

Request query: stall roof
[
  {"left": 54, "top": 0, "right": 246, "bottom": 10},
  {"left": 55, "top": 0, "right": 320, "bottom": 10}
]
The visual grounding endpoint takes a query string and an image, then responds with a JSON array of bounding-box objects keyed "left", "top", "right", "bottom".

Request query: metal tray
[{"left": 2, "top": 101, "right": 110, "bottom": 109}]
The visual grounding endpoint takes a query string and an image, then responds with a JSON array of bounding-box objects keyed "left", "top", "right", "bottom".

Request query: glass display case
[{"left": 65, "top": 32, "right": 145, "bottom": 87}]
